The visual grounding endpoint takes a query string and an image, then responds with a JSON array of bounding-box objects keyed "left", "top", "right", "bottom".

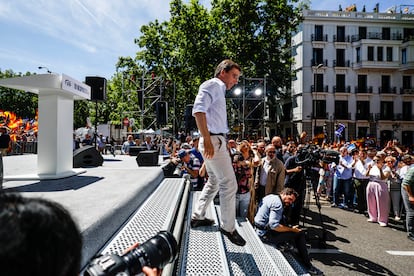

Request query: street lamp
[{"left": 38, "top": 66, "right": 51, "bottom": 73}]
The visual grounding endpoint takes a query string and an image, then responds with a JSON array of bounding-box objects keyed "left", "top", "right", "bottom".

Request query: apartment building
[{"left": 285, "top": 9, "right": 414, "bottom": 147}]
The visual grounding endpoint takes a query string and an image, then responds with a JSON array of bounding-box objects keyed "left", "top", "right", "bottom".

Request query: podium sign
[{"left": 0, "top": 74, "right": 91, "bottom": 180}]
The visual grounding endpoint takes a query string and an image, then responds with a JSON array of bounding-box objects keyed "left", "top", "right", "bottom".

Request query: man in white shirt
[{"left": 190, "top": 59, "right": 246, "bottom": 246}]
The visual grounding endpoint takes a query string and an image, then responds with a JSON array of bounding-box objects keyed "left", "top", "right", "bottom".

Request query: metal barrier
[{"left": 9, "top": 141, "right": 38, "bottom": 155}]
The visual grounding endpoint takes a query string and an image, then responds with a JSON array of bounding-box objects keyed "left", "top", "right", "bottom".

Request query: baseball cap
[{"left": 178, "top": 149, "right": 188, "bottom": 159}]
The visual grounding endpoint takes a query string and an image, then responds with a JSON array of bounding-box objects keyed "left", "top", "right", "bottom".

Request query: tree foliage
[
  {"left": 113, "top": 0, "right": 306, "bottom": 131},
  {"left": 1, "top": 0, "right": 307, "bottom": 133},
  {"left": 0, "top": 69, "right": 38, "bottom": 119}
]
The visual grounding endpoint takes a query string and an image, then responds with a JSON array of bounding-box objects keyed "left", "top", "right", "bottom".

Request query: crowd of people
[{"left": 168, "top": 128, "right": 413, "bottom": 274}]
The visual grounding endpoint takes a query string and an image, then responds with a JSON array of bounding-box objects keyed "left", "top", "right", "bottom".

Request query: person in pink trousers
[{"left": 366, "top": 154, "right": 391, "bottom": 226}]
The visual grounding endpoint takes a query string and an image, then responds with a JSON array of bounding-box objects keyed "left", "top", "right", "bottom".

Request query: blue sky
[{"left": 0, "top": 0, "right": 408, "bottom": 82}]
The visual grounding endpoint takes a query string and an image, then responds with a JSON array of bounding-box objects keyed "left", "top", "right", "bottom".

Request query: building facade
[{"left": 285, "top": 9, "right": 414, "bottom": 147}]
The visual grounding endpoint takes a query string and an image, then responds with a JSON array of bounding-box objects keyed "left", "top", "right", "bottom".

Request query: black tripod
[{"left": 301, "top": 167, "right": 327, "bottom": 248}]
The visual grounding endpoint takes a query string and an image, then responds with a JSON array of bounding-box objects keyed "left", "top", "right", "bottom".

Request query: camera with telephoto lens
[
  {"left": 173, "top": 162, "right": 183, "bottom": 176},
  {"left": 83, "top": 231, "right": 178, "bottom": 276}
]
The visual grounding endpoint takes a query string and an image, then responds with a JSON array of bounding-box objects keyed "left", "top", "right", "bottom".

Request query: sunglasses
[{"left": 267, "top": 151, "right": 276, "bottom": 154}]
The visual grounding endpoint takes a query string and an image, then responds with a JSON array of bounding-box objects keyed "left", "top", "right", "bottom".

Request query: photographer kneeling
[
  {"left": 254, "top": 188, "right": 323, "bottom": 276},
  {"left": 174, "top": 149, "right": 201, "bottom": 190}
]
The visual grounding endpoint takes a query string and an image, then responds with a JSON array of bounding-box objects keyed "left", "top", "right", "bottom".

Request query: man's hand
[
  {"left": 203, "top": 138, "right": 214, "bottom": 159},
  {"left": 142, "top": 266, "right": 160, "bottom": 276},
  {"left": 292, "top": 225, "right": 302, "bottom": 233}
]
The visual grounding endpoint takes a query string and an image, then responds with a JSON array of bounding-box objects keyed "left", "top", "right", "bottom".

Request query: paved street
[{"left": 304, "top": 196, "right": 414, "bottom": 276}]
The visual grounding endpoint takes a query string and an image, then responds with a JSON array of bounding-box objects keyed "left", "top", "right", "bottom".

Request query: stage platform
[{"left": 1, "top": 153, "right": 167, "bottom": 267}]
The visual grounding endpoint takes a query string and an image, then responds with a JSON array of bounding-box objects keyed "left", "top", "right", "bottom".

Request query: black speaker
[
  {"left": 73, "top": 146, "right": 104, "bottom": 168},
  {"left": 184, "top": 104, "right": 197, "bottom": 131},
  {"left": 85, "top": 76, "right": 107, "bottom": 101},
  {"left": 136, "top": 150, "right": 159, "bottom": 166},
  {"left": 129, "top": 146, "right": 146, "bottom": 156},
  {"left": 155, "top": 101, "right": 168, "bottom": 125}
]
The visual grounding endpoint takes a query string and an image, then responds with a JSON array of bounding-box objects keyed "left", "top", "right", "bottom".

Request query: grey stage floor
[{"left": 1, "top": 153, "right": 167, "bottom": 267}]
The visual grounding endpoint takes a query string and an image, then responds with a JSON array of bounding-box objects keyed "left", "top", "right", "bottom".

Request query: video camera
[
  {"left": 295, "top": 144, "right": 339, "bottom": 167},
  {"left": 84, "top": 231, "right": 178, "bottom": 276}
]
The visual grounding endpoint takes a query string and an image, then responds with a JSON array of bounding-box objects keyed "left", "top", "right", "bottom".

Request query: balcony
[
  {"left": 311, "top": 34, "right": 328, "bottom": 42},
  {"left": 369, "top": 113, "right": 380, "bottom": 122},
  {"left": 311, "top": 59, "right": 328, "bottom": 67},
  {"left": 333, "top": 60, "right": 350, "bottom": 68},
  {"left": 355, "top": 86, "right": 373, "bottom": 93},
  {"left": 313, "top": 112, "right": 329, "bottom": 120},
  {"left": 311, "top": 85, "right": 329, "bottom": 93},
  {"left": 333, "top": 85, "right": 351, "bottom": 93},
  {"left": 333, "top": 35, "right": 350, "bottom": 43},
  {"left": 402, "top": 35, "right": 414, "bottom": 43},
  {"left": 379, "top": 113, "right": 396, "bottom": 120},
  {"left": 400, "top": 88, "right": 414, "bottom": 95},
  {"left": 333, "top": 112, "right": 351, "bottom": 120},
  {"left": 378, "top": 86, "right": 397, "bottom": 94},
  {"left": 351, "top": 32, "right": 403, "bottom": 42},
  {"left": 353, "top": 60, "right": 400, "bottom": 71},
  {"left": 400, "top": 61, "right": 414, "bottom": 73},
  {"left": 356, "top": 113, "right": 370, "bottom": 120}
]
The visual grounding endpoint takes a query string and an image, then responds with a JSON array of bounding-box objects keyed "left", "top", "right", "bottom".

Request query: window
[
  {"left": 381, "top": 75, "right": 391, "bottom": 93},
  {"left": 403, "top": 76, "right": 412, "bottom": 89},
  {"left": 377, "top": 47, "right": 383, "bottom": 61},
  {"left": 312, "top": 48, "right": 324, "bottom": 65},
  {"left": 402, "top": 48, "right": 407, "bottom": 64},
  {"left": 382, "top": 27, "right": 390, "bottom": 40},
  {"left": 403, "top": 28, "right": 414, "bottom": 41},
  {"left": 337, "top": 26, "right": 345, "bottom": 42},
  {"left": 403, "top": 102, "right": 412, "bottom": 121},
  {"left": 368, "top": 46, "right": 374, "bottom": 61},
  {"left": 313, "top": 100, "right": 326, "bottom": 119},
  {"left": 335, "top": 74, "right": 346, "bottom": 92},
  {"left": 335, "top": 101, "right": 349, "bottom": 119},
  {"left": 314, "top": 25, "right": 324, "bottom": 41},
  {"left": 380, "top": 101, "right": 394, "bottom": 120},
  {"left": 357, "top": 75, "right": 367, "bottom": 93},
  {"left": 386, "top": 47, "right": 393, "bottom": 62},
  {"left": 356, "top": 47, "right": 361, "bottom": 63},
  {"left": 336, "top": 49, "right": 345, "bottom": 66},
  {"left": 359, "top": 26, "right": 367, "bottom": 39},
  {"left": 314, "top": 74, "right": 324, "bottom": 92},
  {"left": 282, "top": 103, "right": 293, "bottom": 121},
  {"left": 356, "top": 101, "right": 370, "bottom": 120}
]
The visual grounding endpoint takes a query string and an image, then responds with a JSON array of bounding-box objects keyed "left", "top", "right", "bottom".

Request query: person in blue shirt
[{"left": 254, "top": 188, "right": 323, "bottom": 275}]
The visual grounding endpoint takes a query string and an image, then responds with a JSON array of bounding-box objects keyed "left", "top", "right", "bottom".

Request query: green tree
[
  {"left": 0, "top": 69, "right": 38, "bottom": 119},
  {"left": 114, "top": 0, "right": 306, "bottom": 133}
]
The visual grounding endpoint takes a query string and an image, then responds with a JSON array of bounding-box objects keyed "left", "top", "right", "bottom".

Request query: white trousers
[{"left": 192, "top": 136, "right": 237, "bottom": 232}]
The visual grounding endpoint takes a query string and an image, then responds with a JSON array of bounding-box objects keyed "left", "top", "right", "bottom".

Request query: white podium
[{"left": 0, "top": 74, "right": 91, "bottom": 180}]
